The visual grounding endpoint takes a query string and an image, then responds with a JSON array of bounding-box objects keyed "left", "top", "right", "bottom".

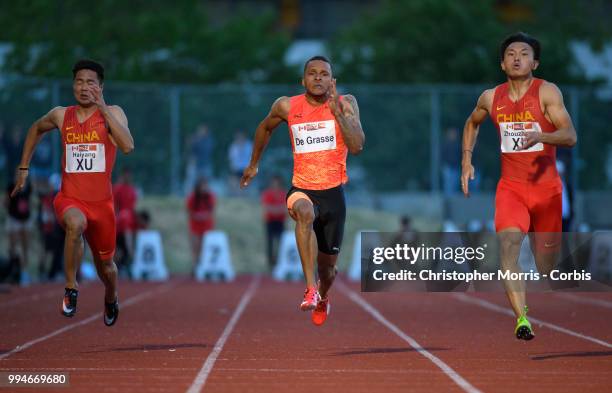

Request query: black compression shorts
[{"left": 286, "top": 185, "right": 346, "bottom": 255}]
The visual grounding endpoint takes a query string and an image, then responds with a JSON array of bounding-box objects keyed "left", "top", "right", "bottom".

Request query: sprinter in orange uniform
[
  {"left": 462, "top": 33, "right": 577, "bottom": 340},
  {"left": 241, "top": 56, "right": 365, "bottom": 326},
  {"left": 12, "top": 59, "right": 134, "bottom": 326}
]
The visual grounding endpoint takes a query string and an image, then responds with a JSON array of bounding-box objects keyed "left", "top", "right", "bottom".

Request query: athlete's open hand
[
  {"left": 328, "top": 79, "right": 352, "bottom": 117},
  {"left": 89, "top": 85, "right": 106, "bottom": 108},
  {"left": 520, "top": 131, "right": 541, "bottom": 150},
  {"left": 240, "top": 165, "right": 258, "bottom": 189},
  {"left": 461, "top": 163, "right": 475, "bottom": 197},
  {"left": 10, "top": 169, "right": 28, "bottom": 198}
]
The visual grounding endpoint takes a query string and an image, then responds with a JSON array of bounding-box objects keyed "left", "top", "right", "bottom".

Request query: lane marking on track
[
  {"left": 338, "top": 281, "right": 482, "bottom": 393},
  {"left": 0, "top": 282, "right": 177, "bottom": 360},
  {"left": 555, "top": 293, "right": 612, "bottom": 310},
  {"left": 453, "top": 293, "right": 612, "bottom": 348},
  {"left": 186, "top": 276, "right": 260, "bottom": 393}
]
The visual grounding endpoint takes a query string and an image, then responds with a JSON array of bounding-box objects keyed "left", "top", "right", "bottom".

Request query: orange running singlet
[
  {"left": 60, "top": 106, "right": 117, "bottom": 201},
  {"left": 287, "top": 94, "right": 348, "bottom": 190},
  {"left": 491, "top": 78, "right": 558, "bottom": 183}
]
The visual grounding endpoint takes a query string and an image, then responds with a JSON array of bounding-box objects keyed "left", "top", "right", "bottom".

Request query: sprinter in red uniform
[
  {"left": 241, "top": 56, "right": 365, "bottom": 326},
  {"left": 12, "top": 59, "right": 134, "bottom": 326},
  {"left": 462, "top": 33, "right": 577, "bottom": 340}
]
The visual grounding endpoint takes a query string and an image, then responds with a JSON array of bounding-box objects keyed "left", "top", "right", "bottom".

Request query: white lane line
[
  {"left": 338, "top": 281, "right": 482, "bottom": 393},
  {"left": 556, "top": 292, "right": 612, "bottom": 309},
  {"left": 453, "top": 293, "right": 612, "bottom": 348},
  {"left": 186, "top": 276, "right": 260, "bottom": 393},
  {"left": 0, "top": 282, "right": 176, "bottom": 360}
]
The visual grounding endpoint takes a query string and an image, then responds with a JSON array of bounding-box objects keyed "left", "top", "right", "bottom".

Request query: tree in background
[
  {"left": 329, "top": 0, "right": 612, "bottom": 84},
  {"left": 0, "top": 1, "right": 294, "bottom": 83}
]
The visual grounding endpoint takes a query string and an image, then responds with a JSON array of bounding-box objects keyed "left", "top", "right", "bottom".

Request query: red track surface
[{"left": 1, "top": 276, "right": 611, "bottom": 392}]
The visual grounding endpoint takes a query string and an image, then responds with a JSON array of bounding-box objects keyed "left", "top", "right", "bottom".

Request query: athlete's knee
[
  {"left": 64, "top": 215, "right": 86, "bottom": 239},
  {"left": 96, "top": 259, "right": 117, "bottom": 278},
  {"left": 293, "top": 201, "right": 314, "bottom": 225},
  {"left": 499, "top": 231, "right": 523, "bottom": 251}
]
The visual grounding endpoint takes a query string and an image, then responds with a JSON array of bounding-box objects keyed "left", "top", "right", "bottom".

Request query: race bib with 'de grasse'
[{"left": 291, "top": 120, "right": 337, "bottom": 154}]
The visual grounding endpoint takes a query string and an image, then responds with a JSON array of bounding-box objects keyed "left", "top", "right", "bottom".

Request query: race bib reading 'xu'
[
  {"left": 65, "top": 143, "right": 106, "bottom": 173},
  {"left": 499, "top": 122, "right": 544, "bottom": 153},
  {"left": 291, "top": 120, "right": 337, "bottom": 154}
]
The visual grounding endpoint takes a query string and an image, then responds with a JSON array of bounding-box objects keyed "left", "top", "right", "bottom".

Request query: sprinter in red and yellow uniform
[
  {"left": 241, "top": 56, "right": 365, "bottom": 326},
  {"left": 12, "top": 59, "right": 134, "bottom": 326},
  {"left": 462, "top": 33, "right": 577, "bottom": 340}
]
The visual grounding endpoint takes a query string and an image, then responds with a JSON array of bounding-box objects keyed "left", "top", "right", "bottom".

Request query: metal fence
[{"left": 1, "top": 77, "right": 610, "bottom": 194}]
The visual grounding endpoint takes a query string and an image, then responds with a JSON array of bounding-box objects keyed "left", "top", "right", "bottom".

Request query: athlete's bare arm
[
  {"left": 461, "top": 89, "right": 494, "bottom": 196},
  {"left": 521, "top": 82, "right": 577, "bottom": 150},
  {"left": 240, "top": 96, "right": 290, "bottom": 188},
  {"left": 90, "top": 85, "right": 134, "bottom": 154},
  {"left": 329, "top": 79, "right": 365, "bottom": 155},
  {"left": 11, "top": 106, "right": 65, "bottom": 197}
]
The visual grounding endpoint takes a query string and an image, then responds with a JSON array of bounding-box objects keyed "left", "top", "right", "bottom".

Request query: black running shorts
[{"left": 286, "top": 185, "right": 346, "bottom": 255}]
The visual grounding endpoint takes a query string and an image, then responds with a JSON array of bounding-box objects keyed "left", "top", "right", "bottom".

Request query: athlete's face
[
  {"left": 302, "top": 60, "right": 333, "bottom": 97},
  {"left": 501, "top": 42, "right": 539, "bottom": 78},
  {"left": 73, "top": 69, "right": 102, "bottom": 106}
]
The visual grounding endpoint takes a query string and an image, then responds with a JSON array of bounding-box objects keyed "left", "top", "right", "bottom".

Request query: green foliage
[
  {"left": 330, "top": 0, "right": 612, "bottom": 84},
  {"left": 0, "top": 1, "right": 294, "bottom": 83}
]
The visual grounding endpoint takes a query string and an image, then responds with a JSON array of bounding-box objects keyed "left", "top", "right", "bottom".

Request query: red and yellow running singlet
[
  {"left": 287, "top": 94, "right": 348, "bottom": 190},
  {"left": 491, "top": 78, "right": 558, "bottom": 183},
  {"left": 60, "top": 106, "right": 117, "bottom": 201}
]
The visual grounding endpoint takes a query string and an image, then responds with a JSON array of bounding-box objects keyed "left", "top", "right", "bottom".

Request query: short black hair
[
  {"left": 72, "top": 59, "right": 104, "bottom": 83},
  {"left": 304, "top": 55, "right": 332, "bottom": 74},
  {"left": 500, "top": 32, "right": 540, "bottom": 61}
]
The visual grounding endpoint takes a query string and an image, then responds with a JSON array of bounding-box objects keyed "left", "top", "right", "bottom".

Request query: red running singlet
[{"left": 60, "top": 106, "right": 117, "bottom": 202}]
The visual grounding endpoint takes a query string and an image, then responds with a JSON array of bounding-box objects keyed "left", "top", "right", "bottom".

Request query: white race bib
[
  {"left": 291, "top": 120, "right": 336, "bottom": 154},
  {"left": 499, "top": 122, "right": 544, "bottom": 153},
  {"left": 65, "top": 144, "right": 106, "bottom": 173}
]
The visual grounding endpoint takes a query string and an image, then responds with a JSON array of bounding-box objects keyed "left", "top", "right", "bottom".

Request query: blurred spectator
[
  {"left": 0, "top": 122, "right": 5, "bottom": 178},
  {"left": 136, "top": 209, "right": 151, "bottom": 230},
  {"left": 113, "top": 167, "right": 138, "bottom": 278},
  {"left": 392, "top": 215, "right": 416, "bottom": 244},
  {"left": 228, "top": 132, "right": 252, "bottom": 194},
  {"left": 441, "top": 127, "right": 461, "bottom": 195},
  {"left": 2, "top": 124, "right": 24, "bottom": 181},
  {"left": 37, "top": 177, "right": 64, "bottom": 281},
  {"left": 557, "top": 160, "right": 574, "bottom": 232},
  {"left": 5, "top": 178, "right": 32, "bottom": 285},
  {"left": 261, "top": 175, "right": 286, "bottom": 269},
  {"left": 185, "top": 123, "right": 215, "bottom": 193},
  {"left": 186, "top": 178, "right": 216, "bottom": 272},
  {"left": 30, "top": 134, "right": 54, "bottom": 191}
]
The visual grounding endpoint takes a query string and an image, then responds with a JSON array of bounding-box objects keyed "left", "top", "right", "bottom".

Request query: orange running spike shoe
[
  {"left": 312, "top": 297, "right": 330, "bottom": 326},
  {"left": 300, "top": 286, "right": 319, "bottom": 311}
]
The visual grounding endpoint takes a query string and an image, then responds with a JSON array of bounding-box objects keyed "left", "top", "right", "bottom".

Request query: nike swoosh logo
[
  {"left": 66, "top": 126, "right": 74, "bottom": 130},
  {"left": 543, "top": 242, "right": 558, "bottom": 248},
  {"left": 496, "top": 106, "right": 505, "bottom": 111}
]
